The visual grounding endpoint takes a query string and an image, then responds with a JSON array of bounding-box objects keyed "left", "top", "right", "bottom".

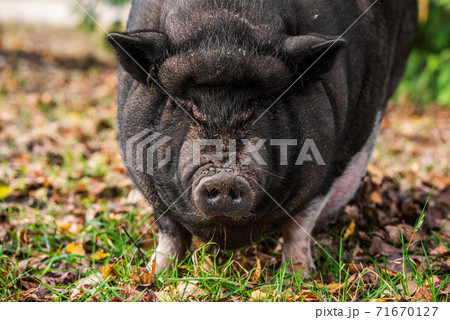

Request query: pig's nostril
[
  {"left": 228, "top": 189, "right": 242, "bottom": 204},
  {"left": 205, "top": 188, "right": 220, "bottom": 203},
  {"left": 193, "top": 172, "right": 254, "bottom": 217}
]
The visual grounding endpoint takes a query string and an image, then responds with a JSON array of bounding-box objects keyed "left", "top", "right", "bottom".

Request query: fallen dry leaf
[
  {"left": 413, "top": 286, "right": 433, "bottom": 302},
  {"left": 384, "top": 254, "right": 410, "bottom": 275},
  {"left": 369, "top": 236, "right": 400, "bottom": 256},
  {"left": 17, "top": 254, "right": 49, "bottom": 272},
  {"left": 70, "top": 272, "right": 103, "bottom": 301},
  {"left": 296, "top": 290, "right": 321, "bottom": 302},
  {"left": 101, "top": 264, "right": 116, "bottom": 279},
  {"left": 176, "top": 280, "right": 204, "bottom": 300},
  {"left": 19, "top": 285, "right": 56, "bottom": 302},
  {"left": 58, "top": 223, "right": 83, "bottom": 235},
  {"left": 250, "top": 289, "right": 267, "bottom": 301},
  {"left": 250, "top": 257, "right": 262, "bottom": 283},
  {"left": 430, "top": 242, "right": 448, "bottom": 256},
  {"left": 130, "top": 266, "right": 154, "bottom": 286},
  {"left": 370, "top": 191, "right": 383, "bottom": 205},
  {"left": 343, "top": 220, "right": 356, "bottom": 241},
  {"left": 0, "top": 220, "right": 10, "bottom": 243},
  {"left": 65, "top": 243, "right": 86, "bottom": 256},
  {"left": 87, "top": 180, "right": 107, "bottom": 197},
  {"left": 92, "top": 250, "right": 110, "bottom": 261},
  {"left": 112, "top": 285, "right": 157, "bottom": 302}
]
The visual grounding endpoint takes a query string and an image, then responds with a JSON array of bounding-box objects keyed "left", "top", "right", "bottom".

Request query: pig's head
[{"left": 107, "top": 28, "right": 345, "bottom": 247}]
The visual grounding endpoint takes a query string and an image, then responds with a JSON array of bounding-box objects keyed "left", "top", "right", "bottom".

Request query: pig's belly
[{"left": 317, "top": 111, "right": 382, "bottom": 224}]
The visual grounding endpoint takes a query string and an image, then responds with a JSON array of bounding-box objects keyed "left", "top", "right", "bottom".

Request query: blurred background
[{"left": 2, "top": 0, "right": 450, "bottom": 106}]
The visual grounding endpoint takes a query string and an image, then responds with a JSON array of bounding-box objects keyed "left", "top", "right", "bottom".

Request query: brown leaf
[
  {"left": 18, "top": 229, "right": 33, "bottom": 247},
  {"left": 407, "top": 280, "right": 419, "bottom": 295},
  {"left": 439, "top": 282, "right": 450, "bottom": 296},
  {"left": 124, "top": 288, "right": 157, "bottom": 302},
  {"left": 296, "top": 290, "right": 321, "bottom": 302},
  {"left": 430, "top": 242, "right": 448, "bottom": 257},
  {"left": 20, "top": 276, "right": 40, "bottom": 290},
  {"left": 369, "top": 236, "right": 400, "bottom": 256},
  {"left": 19, "top": 285, "right": 54, "bottom": 302},
  {"left": 176, "top": 280, "right": 205, "bottom": 300},
  {"left": 70, "top": 272, "right": 103, "bottom": 301},
  {"left": 250, "top": 257, "right": 262, "bottom": 283},
  {"left": 111, "top": 284, "right": 157, "bottom": 302},
  {"left": 384, "top": 254, "right": 411, "bottom": 275},
  {"left": 249, "top": 289, "right": 267, "bottom": 301},
  {"left": 442, "top": 222, "right": 450, "bottom": 237},
  {"left": 370, "top": 191, "right": 383, "bottom": 205},
  {"left": 413, "top": 286, "right": 433, "bottom": 302},
  {"left": 385, "top": 224, "right": 420, "bottom": 245},
  {"left": 130, "top": 266, "right": 154, "bottom": 286},
  {"left": 425, "top": 275, "right": 441, "bottom": 287},
  {"left": 18, "top": 254, "right": 49, "bottom": 271},
  {"left": 40, "top": 271, "right": 77, "bottom": 287},
  {"left": 87, "top": 180, "right": 107, "bottom": 196},
  {"left": 426, "top": 208, "right": 445, "bottom": 229},
  {"left": 0, "top": 223, "right": 10, "bottom": 243},
  {"left": 437, "top": 188, "right": 450, "bottom": 206},
  {"left": 377, "top": 210, "right": 399, "bottom": 227}
]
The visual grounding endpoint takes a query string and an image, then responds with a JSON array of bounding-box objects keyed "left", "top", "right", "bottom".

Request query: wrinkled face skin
[{"left": 109, "top": 0, "right": 346, "bottom": 248}]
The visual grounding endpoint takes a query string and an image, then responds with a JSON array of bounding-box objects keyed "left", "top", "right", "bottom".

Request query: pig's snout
[{"left": 193, "top": 172, "right": 254, "bottom": 217}]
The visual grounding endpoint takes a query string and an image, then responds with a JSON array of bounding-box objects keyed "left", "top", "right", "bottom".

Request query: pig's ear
[
  {"left": 284, "top": 35, "right": 345, "bottom": 77},
  {"left": 107, "top": 31, "right": 167, "bottom": 84}
]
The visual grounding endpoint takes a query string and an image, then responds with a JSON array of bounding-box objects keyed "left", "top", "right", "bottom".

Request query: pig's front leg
[
  {"left": 150, "top": 211, "right": 192, "bottom": 272},
  {"left": 282, "top": 214, "right": 316, "bottom": 275}
]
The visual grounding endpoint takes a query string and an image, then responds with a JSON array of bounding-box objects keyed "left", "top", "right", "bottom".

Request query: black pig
[{"left": 108, "top": 0, "right": 417, "bottom": 272}]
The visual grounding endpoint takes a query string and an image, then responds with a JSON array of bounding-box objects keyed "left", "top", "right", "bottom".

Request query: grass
[{"left": 0, "top": 198, "right": 448, "bottom": 301}]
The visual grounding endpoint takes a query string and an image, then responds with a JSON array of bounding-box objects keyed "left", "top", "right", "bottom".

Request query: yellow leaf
[
  {"left": 59, "top": 223, "right": 83, "bottom": 235},
  {"left": 0, "top": 186, "right": 10, "bottom": 200},
  {"left": 326, "top": 282, "right": 341, "bottom": 290},
  {"left": 371, "top": 298, "right": 389, "bottom": 302},
  {"left": 250, "top": 258, "right": 262, "bottom": 283},
  {"left": 92, "top": 250, "right": 110, "bottom": 260},
  {"left": 66, "top": 243, "right": 86, "bottom": 256},
  {"left": 102, "top": 264, "right": 116, "bottom": 280},
  {"left": 343, "top": 220, "right": 356, "bottom": 241}
]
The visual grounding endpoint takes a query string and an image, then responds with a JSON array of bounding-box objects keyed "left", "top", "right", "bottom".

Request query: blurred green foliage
[
  {"left": 396, "top": 0, "right": 450, "bottom": 107},
  {"left": 95, "top": 0, "right": 450, "bottom": 107}
]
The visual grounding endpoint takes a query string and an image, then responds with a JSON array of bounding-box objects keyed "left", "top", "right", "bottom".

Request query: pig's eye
[
  {"left": 185, "top": 99, "right": 197, "bottom": 112},
  {"left": 178, "top": 99, "right": 204, "bottom": 120}
]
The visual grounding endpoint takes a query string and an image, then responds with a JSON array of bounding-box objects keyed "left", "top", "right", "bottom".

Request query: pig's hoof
[
  {"left": 148, "top": 251, "right": 172, "bottom": 273},
  {"left": 148, "top": 232, "right": 191, "bottom": 273}
]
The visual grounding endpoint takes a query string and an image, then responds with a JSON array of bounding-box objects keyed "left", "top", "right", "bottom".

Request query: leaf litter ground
[{"left": 0, "top": 25, "right": 449, "bottom": 302}]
